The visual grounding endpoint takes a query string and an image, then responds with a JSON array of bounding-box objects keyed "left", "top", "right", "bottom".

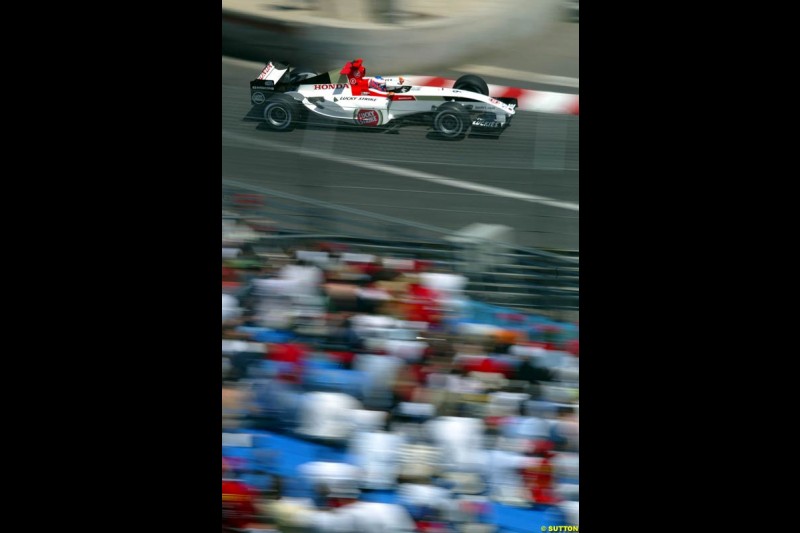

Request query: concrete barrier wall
[{"left": 222, "top": 0, "right": 562, "bottom": 73}]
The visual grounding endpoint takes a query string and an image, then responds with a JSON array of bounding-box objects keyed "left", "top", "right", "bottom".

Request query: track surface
[{"left": 222, "top": 24, "right": 579, "bottom": 251}]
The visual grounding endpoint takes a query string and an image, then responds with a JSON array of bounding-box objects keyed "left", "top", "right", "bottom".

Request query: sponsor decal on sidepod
[
  {"left": 354, "top": 109, "right": 380, "bottom": 126},
  {"left": 338, "top": 96, "right": 378, "bottom": 102}
]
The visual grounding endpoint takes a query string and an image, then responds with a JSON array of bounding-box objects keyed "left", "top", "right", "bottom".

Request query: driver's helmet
[
  {"left": 369, "top": 76, "right": 386, "bottom": 91},
  {"left": 383, "top": 76, "right": 406, "bottom": 90}
]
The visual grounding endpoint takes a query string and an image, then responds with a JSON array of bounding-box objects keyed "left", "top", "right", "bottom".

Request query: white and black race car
[{"left": 249, "top": 59, "right": 517, "bottom": 139}]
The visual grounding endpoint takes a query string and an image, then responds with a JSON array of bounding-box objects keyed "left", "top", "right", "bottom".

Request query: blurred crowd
[{"left": 222, "top": 212, "right": 579, "bottom": 532}]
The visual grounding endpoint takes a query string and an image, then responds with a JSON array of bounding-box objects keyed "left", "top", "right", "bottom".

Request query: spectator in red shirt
[{"left": 222, "top": 478, "right": 258, "bottom": 530}]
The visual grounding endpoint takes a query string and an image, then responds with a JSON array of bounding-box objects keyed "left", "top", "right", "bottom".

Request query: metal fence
[{"left": 223, "top": 178, "right": 578, "bottom": 313}]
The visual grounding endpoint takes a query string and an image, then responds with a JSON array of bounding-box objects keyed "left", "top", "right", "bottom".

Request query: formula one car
[{"left": 249, "top": 58, "right": 517, "bottom": 139}]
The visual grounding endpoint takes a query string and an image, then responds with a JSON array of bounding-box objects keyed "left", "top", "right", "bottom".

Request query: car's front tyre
[
  {"left": 453, "top": 74, "right": 489, "bottom": 96},
  {"left": 433, "top": 102, "right": 470, "bottom": 140}
]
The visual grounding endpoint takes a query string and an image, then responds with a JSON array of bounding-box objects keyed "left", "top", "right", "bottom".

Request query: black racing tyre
[
  {"left": 453, "top": 74, "right": 489, "bottom": 96},
  {"left": 263, "top": 93, "right": 300, "bottom": 131},
  {"left": 433, "top": 102, "right": 470, "bottom": 139}
]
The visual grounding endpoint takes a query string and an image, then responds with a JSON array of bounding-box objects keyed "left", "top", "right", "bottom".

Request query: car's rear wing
[
  {"left": 250, "top": 61, "right": 342, "bottom": 88},
  {"left": 256, "top": 61, "right": 288, "bottom": 83},
  {"left": 249, "top": 60, "right": 351, "bottom": 105},
  {"left": 249, "top": 60, "right": 292, "bottom": 94}
]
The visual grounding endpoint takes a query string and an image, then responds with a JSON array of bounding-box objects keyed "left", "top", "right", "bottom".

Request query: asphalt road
[{"left": 221, "top": 24, "right": 579, "bottom": 251}]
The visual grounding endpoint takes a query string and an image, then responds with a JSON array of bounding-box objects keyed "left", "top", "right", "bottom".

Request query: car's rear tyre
[
  {"left": 453, "top": 74, "right": 489, "bottom": 96},
  {"left": 433, "top": 102, "right": 470, "bottom": 139},
  {"left": 263, "top": 94, "right": 300, "bottom": 131}
]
